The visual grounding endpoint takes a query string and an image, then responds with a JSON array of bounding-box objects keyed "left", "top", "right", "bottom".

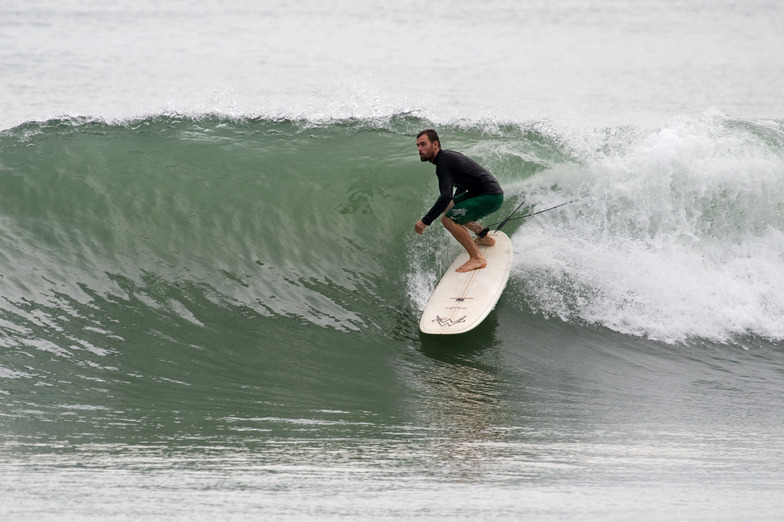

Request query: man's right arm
[{"left": 421, "top": 174, "right": 453, "bottom": 225}]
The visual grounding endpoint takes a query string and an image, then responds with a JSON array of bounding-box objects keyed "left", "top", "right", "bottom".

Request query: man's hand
[{"left": 415, "top": 220, "right": 428, "bottom": 235}]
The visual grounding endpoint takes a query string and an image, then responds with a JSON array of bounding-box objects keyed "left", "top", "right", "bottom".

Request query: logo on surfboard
[{"left": 433, "top": 315, "right": 467, "bottom": 327}]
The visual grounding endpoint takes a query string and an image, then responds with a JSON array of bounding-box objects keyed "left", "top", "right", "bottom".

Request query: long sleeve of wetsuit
[{"left": 421, "top": 172, "right": 454, "bottom": 226}]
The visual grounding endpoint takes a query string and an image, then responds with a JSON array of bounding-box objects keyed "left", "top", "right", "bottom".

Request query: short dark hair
[{"left": 417, "top": 129, "right": 440, "bottom": 147}]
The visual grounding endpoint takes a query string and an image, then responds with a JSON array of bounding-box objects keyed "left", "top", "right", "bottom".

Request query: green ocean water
[{"left": 2, "top": 115, "right": 784, "bottom": 519}]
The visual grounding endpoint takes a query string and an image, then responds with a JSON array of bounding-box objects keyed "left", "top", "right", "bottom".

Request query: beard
[{"left": 419, "top": 150, "right": 435, "bottom": 162}]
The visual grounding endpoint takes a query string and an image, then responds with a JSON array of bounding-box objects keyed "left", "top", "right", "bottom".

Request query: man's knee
[{"left": 441, "top": 215, "right": 456, "bottom": 227}]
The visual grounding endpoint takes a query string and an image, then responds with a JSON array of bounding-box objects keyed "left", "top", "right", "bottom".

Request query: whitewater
[{"left": 2, "top": 1, "right": 784, "bottom": 520}]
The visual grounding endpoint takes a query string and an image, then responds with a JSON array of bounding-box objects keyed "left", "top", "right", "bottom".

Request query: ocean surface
[{"left": 2, "top": 1, "right": 784, "bottom": 520}]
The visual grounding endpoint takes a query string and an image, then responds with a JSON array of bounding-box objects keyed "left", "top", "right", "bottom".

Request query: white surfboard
[{"left": 419, "top": 231, "right": 513, "bottom": 335}]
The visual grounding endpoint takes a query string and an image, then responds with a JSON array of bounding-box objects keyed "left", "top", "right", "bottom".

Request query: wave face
[{"left": 1, "top": 114, "right": 783, "bottom": 360}]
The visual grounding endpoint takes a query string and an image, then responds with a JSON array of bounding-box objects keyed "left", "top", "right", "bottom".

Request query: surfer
[{"left": 415, "top": 129, "right": 504, "bottom": 272}]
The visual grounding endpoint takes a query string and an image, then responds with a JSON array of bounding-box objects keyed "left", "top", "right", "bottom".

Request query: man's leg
[
  {"left": 441, "top": 216, "right": 487, "bottom": 272},
  {"left": 464, "top": 221, "right": 496, "bottom": 247}
]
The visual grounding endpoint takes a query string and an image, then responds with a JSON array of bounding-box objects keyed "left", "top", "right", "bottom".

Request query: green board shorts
[{"left": 446, "top": 192, "right": 504, "bottom": 225}]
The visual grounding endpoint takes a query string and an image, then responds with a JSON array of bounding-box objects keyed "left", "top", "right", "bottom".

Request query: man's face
[{"left": 417, "top": 135, "right": 439, "bottom": 163}]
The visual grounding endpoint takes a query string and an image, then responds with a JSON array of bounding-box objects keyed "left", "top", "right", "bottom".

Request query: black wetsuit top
[{"left": 421, "top": 149, "right": 503, "bottom": 226}]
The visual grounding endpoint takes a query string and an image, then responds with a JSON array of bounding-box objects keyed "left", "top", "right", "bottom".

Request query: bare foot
[
  {"left": 456, "top": 257, "right": 487, "bottom": 272},
  {"left": 475, "top": 235, "right": 496, "bottom": 247}
]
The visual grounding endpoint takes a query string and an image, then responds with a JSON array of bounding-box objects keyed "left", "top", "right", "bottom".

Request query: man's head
[{"left": 416, "top": 129, "right": 441, "bottom": 163}]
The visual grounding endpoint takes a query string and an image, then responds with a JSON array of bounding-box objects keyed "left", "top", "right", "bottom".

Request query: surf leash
[{"left": 477, "top": 199, "right": 576, "bottom": 238}]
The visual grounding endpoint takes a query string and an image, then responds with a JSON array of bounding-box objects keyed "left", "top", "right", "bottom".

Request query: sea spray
[{"left": 513, "top": 113, "right": 784, "bottom": 343}]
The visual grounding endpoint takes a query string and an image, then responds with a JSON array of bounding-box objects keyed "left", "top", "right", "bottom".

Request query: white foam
[{"left": 511, "top": 113, "right": 784, "bottom": 343}]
